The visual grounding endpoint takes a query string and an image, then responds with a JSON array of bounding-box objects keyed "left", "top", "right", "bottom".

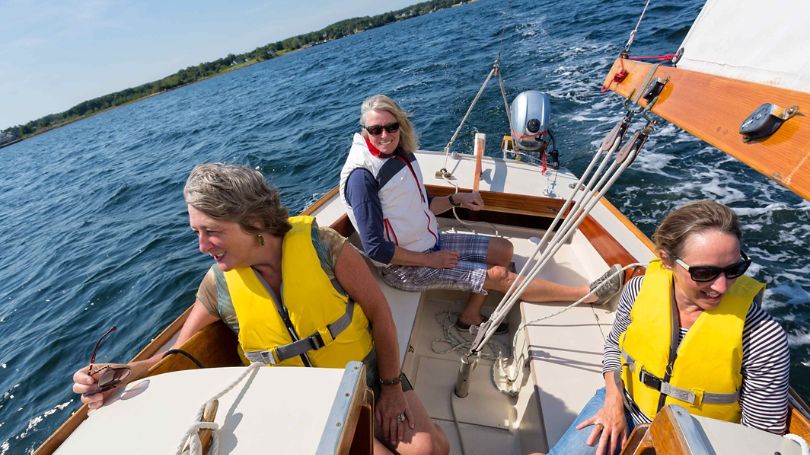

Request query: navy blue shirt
[{"left": 345, "top": 168, "right": 397, "bottom": 264}]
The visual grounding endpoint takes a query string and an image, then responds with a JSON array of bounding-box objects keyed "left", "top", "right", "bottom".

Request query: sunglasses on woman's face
[
  {"left": 674, "top": 251, "right": 752, "bottom": 282},
  {"left": 364, "top": 122, "right": 400, "bottom": 136}
]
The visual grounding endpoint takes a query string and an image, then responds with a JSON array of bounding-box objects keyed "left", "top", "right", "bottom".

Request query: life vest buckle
[
  {"left": 690, "top": 388, "right": 705, "bottom": 406},
  {"left": 317, "top": 327, "right": 335, "bottom": 346},
  {"left": 308, "top": 332, "right": 326, "bottom": 350},
  {"left": 639, "top": 369, "right": 662, "bottom": 391},
  {"left": 245, "top": 349, "right": 280, "bottom": 365}
]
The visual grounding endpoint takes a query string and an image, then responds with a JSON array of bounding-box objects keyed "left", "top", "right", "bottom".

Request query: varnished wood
[
  {"left": 427, "top": 185, "right": 645, "bottom": 277},
  {"left": 787, "top": 388, "right": 810, "bottom": 444},
  {"left": 426, "top": 185, "right": 565, "bottom": 218},
  {"left": 629, "top": 406, "right": 692, "bottom": 455},
  {"left": 148, "top": 321, "right": 241, "bottom": 376},
  {"left": 330, "top": 213, "right": 355, "bottom": 237},
  {"left": 339, "top": 369, "right": 374, "bottom": 455},
  {"left": 580, "top": 215, "right": 645, "bottom": 281},
  {"left": 620, "top": 423, "right": 650, "bottom": 455},
  {"left": 473, "top": 133, "right": 485, "bottom": 192},
  {"left": 199, "top": 399, "right": 219, "bottom": 454},
  {"left": 604, "top": 58, "right": 810, "bottom": 201}
]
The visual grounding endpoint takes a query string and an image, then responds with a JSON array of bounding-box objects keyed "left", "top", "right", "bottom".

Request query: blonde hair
[
  {"left": 183, "top": 163, "right": 291, "bottom": 237},
  {"left": 360, "top": 95, "right": 418, "bottom": 153},
  {"left": 653, "top": 200, "right": 742, "bottom": 260}
]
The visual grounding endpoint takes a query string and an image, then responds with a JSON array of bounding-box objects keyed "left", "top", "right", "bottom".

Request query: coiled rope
[{"left": 176, "top": 363, "right": 262, "bottom": 455}]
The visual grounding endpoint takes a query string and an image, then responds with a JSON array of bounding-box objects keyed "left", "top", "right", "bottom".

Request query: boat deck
[
  {"left": 347, "top": 215, "right": 619, "bottom": 454},
  {"left": 313, "top": 150, "right": 652, "bottom": 453}
]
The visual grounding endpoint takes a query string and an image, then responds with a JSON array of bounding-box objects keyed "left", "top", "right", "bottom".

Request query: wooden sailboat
[{"left": 36, "top": 0, "right": 810, "bottom": 453}]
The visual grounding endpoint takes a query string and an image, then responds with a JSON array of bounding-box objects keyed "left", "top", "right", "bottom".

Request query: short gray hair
[
  {"left": 183, "top": 163, "right": 291, "bottom": 236},
  {"left": 360, "top": 95, "right": 418, "bottom": 153}
]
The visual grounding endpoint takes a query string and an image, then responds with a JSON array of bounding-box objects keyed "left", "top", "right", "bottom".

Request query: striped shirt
[{"left": 603, "top": 276, "right": 791, "bottom": 434}]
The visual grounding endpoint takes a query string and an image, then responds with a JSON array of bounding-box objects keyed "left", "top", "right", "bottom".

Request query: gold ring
[{"left": 595, "top": 423, "right": 604, "bottom": 430}]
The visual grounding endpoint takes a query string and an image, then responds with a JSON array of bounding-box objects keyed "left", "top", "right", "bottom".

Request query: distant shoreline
[
  {"left": 0, "top": 61, "right": 257, "bottom": 150},
  {"left": 1, "top": 0, "right": 470, "bottom": 149}
]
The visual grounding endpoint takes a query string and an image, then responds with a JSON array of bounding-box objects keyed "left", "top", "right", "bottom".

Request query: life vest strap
[
  {"left": 622, "top": 350, "right": 738, "bottom": 406},
  {"left": 244, "top": 300, "right": 356, "bottom": 365}
]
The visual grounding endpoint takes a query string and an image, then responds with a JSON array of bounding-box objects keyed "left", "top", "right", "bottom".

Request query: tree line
[{"left": 1, "top": 0, "right": 471, "bottom": 146}]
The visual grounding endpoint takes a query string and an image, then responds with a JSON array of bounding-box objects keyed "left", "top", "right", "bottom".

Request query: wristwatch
[
  {"left": 379, "top": 375, "right": 401, "bottom": 386},
  {"left": 448, "top": 194, "right": 462, "bottom": 207}
]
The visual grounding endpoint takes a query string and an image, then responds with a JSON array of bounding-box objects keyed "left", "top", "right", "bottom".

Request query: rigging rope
[
  {"left": 441, "top": 61, "right": 500, "bottom": 172},
  {"left": 176, "top": 363, "right": 262, "bottom": 455},
  {"left": 466, "top": 115, "right": 654, "bottom": 359},
  {"left": 623, "top": 0, "right": 652, "bottom": 57}
]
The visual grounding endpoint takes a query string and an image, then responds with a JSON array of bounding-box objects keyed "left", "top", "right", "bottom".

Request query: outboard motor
[{"left": 509, "top": 90, "right": 558, "bottom": 168}]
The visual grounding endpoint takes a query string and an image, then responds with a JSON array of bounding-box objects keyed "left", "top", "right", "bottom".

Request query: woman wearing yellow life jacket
[
  {"left": 549, "top": 200, "right": 790, "bottom": 455},
  {"left": 71, "top": 163, "right": 448, "bottom": 455}
]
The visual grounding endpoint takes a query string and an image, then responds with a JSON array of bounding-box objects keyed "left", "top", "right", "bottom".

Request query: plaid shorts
[{"left": 379, "top": 232, "right": 490, "bottom": 294}]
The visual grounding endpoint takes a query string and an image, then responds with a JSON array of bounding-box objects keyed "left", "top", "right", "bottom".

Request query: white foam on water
[
  {"left": 17, "top": 400, "right": 72, "bottom": 439},
  {"left": 788, "top": 330, "right": 810, "bottom": 348}
]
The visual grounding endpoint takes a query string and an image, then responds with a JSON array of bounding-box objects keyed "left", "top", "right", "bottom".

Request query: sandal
[
  {"left": 455, "top": 315, "right": 509, "bottom": 335},
  {"left": 590, "top": 264, "right": 625, "bottom": 305}
]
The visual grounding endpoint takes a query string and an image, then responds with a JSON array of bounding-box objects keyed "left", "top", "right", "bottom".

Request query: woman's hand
[
  {"left": 575, "top": 392, "right": 628, "bottom": 455},
  {"left": 72, "top": 363, "right": 131, "bottom": 410},
  {"left": 376, "top": 384, "right": 413, "bottom": 446},
  {"left": 427, "top": 250, "right": 459, "bottom": 268}
]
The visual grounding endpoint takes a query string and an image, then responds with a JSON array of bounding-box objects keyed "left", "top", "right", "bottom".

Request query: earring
[{"left": 256, "top": 234, "right": 265, "bottom": 246}]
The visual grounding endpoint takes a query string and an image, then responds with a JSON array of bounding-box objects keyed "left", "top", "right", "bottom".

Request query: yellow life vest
[
  {"left": 224, "top": 216, "right": 373, "bottom": 368},
  {"left": 619, "top": 259, "right": 764, "bottom": 422}
]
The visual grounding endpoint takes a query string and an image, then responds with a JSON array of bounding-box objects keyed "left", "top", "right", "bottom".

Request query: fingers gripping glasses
[
  {"left": 363, "top": 122, "right": 400, "bottom": 136},
  {"left": 674, "top": 251, "right": 752, "bottom": 282},
  {"left": 85, "top": 326, "right": 131, "bottom": 395}
]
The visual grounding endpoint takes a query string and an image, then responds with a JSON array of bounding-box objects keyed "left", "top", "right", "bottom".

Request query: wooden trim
[
  {"left": 579, "top": 215, "right": 645, "bottom": 281},
  {"left": 425, "top": 185, "right": 565, "bottom": 218},
  {"left": 147, "top": 321, "right": 241, "bottom": 376},
  {"left": 302, "top": 185, "right": 340, "bottom": 215},
  {"left": 473, "top": 133, "right": 484, "bottom": 192},
  {"left": 427, "top": 185, "right": 646, "bottom": 279},
  {"left": 787, "top": 388, "right": 810, "bottom": 443},
  {"left": 604, "top": 58, "right": 810, "bottom": 201},
  {"left": 339, "top": 368, "right": 374, "bottom": 455},
  {"left": 329, "top": 213, "right": 355, "bottom": 237}
]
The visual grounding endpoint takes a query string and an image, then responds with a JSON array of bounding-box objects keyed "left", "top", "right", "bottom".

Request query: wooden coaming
[{"left": 603, "top": 58, "right": 810, "bottom": 201}]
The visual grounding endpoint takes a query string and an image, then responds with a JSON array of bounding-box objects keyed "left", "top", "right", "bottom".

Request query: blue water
[{"left": 1, "top": 0, "right": 808, "bottom": 451}]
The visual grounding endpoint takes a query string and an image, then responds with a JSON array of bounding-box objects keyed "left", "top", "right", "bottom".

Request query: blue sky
[{"left": 0, "top": 0, "right": 418, "bottom": 129}]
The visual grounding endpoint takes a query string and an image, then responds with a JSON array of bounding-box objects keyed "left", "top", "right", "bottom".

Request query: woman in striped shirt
[{"left": 549, "top": 200, "right": 790, "bottom": 455}]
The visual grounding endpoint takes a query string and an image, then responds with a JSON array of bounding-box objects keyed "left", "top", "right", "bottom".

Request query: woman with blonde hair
[{"left": 340, "top": 95, "right": 622, "bottom": 334}]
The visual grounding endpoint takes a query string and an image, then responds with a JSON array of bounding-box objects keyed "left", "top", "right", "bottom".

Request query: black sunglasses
[
  {"left": 84, "top": 326, "right": 131, "bottom": 395},
  {"left": 363, "top": 122, "right": 400, "bottom": 136},
  {"left": 674, "top": 251, "right": 752, "bottom": 282}
]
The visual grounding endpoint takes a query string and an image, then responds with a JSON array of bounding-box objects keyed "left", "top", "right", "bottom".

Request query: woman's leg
[
  {"left": 375, "top": 390, "right": 449, "bottom": 455},
  {"left": 548, "top": 388, "right": 635, "bottom": 455},
  {"left": 548, "top": 388, "right": 610, "bottom": 455}
]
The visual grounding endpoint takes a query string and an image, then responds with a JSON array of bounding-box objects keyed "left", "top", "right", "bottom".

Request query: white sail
[{"left": 678, "top": 0, "right": 810, "bottom": 93}]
